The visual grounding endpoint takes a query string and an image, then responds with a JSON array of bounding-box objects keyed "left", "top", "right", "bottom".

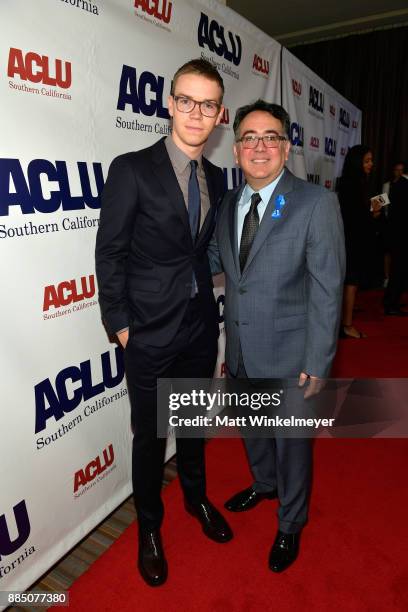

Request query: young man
[
  {"left": 95, "top": 59, "right": 232, "bottom": 587},
  {"left": 213, "top": 100, "right": 345, "bottom": 572}
]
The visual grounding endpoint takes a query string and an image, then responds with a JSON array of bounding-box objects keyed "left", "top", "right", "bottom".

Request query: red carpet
[
  {"left": 333, "top": 290, "right": 408, "bottom": 377},
  {"left": 59, "top": 291, "right": 408, "bottom": 611}
]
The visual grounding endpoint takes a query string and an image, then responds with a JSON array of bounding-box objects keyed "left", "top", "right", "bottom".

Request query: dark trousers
[
  {"left": 384, "top": 240, "right": 408, "bottom": 309},
  {"left": 124, "top": 297, "right": 218, "bottom": 530},
  {"left": 230, "top": 348, "right": 312, "bottom": 534}
]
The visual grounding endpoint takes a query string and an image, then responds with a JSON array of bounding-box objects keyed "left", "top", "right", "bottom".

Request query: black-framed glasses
[
  {"left": 172, "top": 95, "right": 221, "bottom": 118},
  {"left": 237, "top": 134, "right": 288, "bottom": 149}
]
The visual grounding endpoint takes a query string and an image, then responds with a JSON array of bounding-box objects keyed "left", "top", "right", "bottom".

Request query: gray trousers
[{"left": 233, "top": 348, "right": 312, "bottom": 534}]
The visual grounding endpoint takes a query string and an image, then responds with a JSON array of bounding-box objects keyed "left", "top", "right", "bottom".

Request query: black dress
[{"left": 337, "top": 176, "right": 373, "bottom": 286}]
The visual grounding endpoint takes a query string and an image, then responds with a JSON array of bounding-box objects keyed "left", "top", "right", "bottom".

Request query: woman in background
[{"left": 337, "top": 145, "right": 382, "bottom": 338}]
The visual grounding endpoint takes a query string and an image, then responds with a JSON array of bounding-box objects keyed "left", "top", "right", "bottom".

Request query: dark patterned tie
[
  {"left": 188, "top": 160, "right": 201, "bottom": 296},
  {"left": 188, "top": 160, "right": 201, "bottom": 241},
  {"left": 239, "top": 192, "right": 261, "bottom": 272}
]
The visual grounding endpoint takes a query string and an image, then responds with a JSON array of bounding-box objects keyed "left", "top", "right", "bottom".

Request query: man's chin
[{"left": 184, "top": 136, "right": 209, "bottom": 148}]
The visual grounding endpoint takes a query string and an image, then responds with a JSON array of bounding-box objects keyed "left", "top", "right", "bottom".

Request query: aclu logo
[
  {"left": 339, "top": 107, "right": 350, "bottom": 129},
  {"left": 7, "top": 47, "right": 71, "bottom": 89},
  {"left": 218, "top": 107, "right": 230, "bottom": 127},
  {"left": 292, "top": 79, "right": 302, "bottom": 97},
  {"left": 309, "top": 85, "right": 324, "bottom": 115},
  {"left": 325, "top": 180, "right": 332, "bottom": 190},
  {"left": 307, "top": 174, "right": 320, "bottom": 184},
  {"left": 117, "top": 66, "right": 169, "bottom": 118},
  {"left": 330, "top": 104, "right": 336, "bottom": 118},
  {"left": 309, "top": 136, "right": 320, "bottom": 150},
  {"left": 325, "top": 137, "right": 337, "bottom": 158},
  {"left": 290, "top": 123, "right": 304, "bottom": 147},
  {"left": 134, "top": 0, "right": 172, "bottom": 27},
  {"left": 74, "top": 444, "right": 115, "bottom": 494},
  {"left": 0, "top": 499, "right": 35, "bottom": 580},
  {"left": 352, "top": 119, "right": 358, "bottom": 129},
  {"left": 43, "top": 275, "right": 96, "bottom": 311},
  {"left": 0, "top": 500, "right": 31, "bottom": 562},
  {"left": 198, "top": 12, "right": 242, "bottom": 66},
  {"left": 341, "top": 146, "right": 347, "bottom": 156},
  {"left": 0, "top": 159, "right": 104, "bottom": 216},
  {"left": 223, "top": 167, "right": 244, "bottom": 190},
  {"left": 34, "top": 347, "right": 125, "bottom": 434},
  {"left": 252, "top": 54, "right": 269, "bottom": 77}
]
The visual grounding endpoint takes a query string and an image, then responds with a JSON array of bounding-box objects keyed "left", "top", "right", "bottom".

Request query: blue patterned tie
[
  {"left": 188, "top": 160, "right": 201, "bottom": 296},
  {"left": 188, "top": 160, "right": 201, "bottom": 241}
]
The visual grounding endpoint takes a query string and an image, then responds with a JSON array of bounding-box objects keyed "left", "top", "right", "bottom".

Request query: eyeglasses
[
  {"left": 172, "top": 95, "right": 221, "bottom": 118},
  {"left": 237, "top": 134, "right": 288, "bottom": 149}
]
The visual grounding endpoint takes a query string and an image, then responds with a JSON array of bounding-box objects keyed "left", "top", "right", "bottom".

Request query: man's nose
[
  {"left": 190, "top": 102, "right": 203, "bottom": 119},
  {"left": 255, "top": 136, "right": 266, "bottom": 150}
]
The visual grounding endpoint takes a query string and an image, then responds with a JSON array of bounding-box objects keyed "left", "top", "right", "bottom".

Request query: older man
[{"left": 213, "top": 99, "right": 345, "bottom": 572}]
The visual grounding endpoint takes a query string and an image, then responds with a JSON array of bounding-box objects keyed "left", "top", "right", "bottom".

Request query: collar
[
  {"left": 165, "top": 135, "right": 203, "bottom": 173},
  {"left": 240, "top": 169, "right": 285, "bottom": 206}
]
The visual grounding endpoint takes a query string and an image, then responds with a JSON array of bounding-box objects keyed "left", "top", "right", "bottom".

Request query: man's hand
[
  {"left": 117, "top": 329, "right": 129, "bottom": 349},
  {"left": 298, "top": 372, "right": 326, "bottom": 399}
]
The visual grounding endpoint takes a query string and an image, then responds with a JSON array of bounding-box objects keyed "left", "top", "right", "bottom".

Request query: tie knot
[
  {"left": 190, "top": 159, "right": 198, "bottom": 173},
  {"left": 250, "top": 192, "right": 261, "bottom": 211}
]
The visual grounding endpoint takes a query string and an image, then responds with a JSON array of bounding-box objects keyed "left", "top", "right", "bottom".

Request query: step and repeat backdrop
[
  {"left": 282, "top": 47, "right": 362, "bottom": 188},
  {"left": 0, "top": 0, "right": 360, "bottom": 597}
]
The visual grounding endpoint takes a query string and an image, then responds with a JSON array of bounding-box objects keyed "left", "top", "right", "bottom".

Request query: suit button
[{"left": 238, "top": 288, "right": 247, "bottom": 294}]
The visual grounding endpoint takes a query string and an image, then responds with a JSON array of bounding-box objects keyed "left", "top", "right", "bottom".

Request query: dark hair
[
  {"left": 388, "top": 160, "right": 406, "bottom": 181},
  {"left": 171, "top": 58, "right": 224, "bottom": 100},
  {"left": 233, "top": 100, "right": 290, "bottom": 138},
  {"left": 341, "top": 145, "right": 371, "bottom": 179}
]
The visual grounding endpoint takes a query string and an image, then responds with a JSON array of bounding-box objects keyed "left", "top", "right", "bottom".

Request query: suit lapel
[
  {"left": 151, "top": 139, "right": 192, "bottom": 242},
  {"left": 241, "top": 168, "right": 295, "bottom": 277},
  {"left": 196, "top": 158, "right": 218, "bottom": 248},
  {"left": 229, "top": 184, "right": 245, "bottom": 277}
]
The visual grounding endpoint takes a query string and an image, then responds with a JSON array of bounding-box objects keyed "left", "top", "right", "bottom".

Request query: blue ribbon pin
[
  {"left": 271, "top": 194, "right": 286, "bottom": 218},
  {"left": 275, "top": 194, "right": 286, "bottom": 207}
]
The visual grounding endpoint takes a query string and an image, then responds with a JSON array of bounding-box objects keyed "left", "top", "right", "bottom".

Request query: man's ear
[
  {"left": 233, "top": 142, "right": 239, "bottom": 165},
  {"left": 284, "top": 139, "right": 291, "bottom": 162},
  {"left": 168, "top": 95, "right": 174, "bottom": 118}
]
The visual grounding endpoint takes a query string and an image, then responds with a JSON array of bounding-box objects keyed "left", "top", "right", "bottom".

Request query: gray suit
[{"left": 214, "top": 168, "right": 345, "bottom": 532}]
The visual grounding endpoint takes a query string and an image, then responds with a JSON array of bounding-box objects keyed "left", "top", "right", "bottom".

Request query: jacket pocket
[
  {"left": 265, "top": 233, "right": 298, "bottom": 245},
  {"left": 129, "top": 275, "right": 161, "bottom": 293},
  {"left": 274, "top": 313, "right": 306, "bottom": 331}
]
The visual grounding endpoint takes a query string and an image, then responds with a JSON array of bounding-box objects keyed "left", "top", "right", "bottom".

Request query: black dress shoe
[
  {"left": 384, "top": 308, "right": 408, "bottom": 316},
  {"left": 268, "top": 530, "right": 300, "bottom": 573},
  {"left": 185, "top": 498, "right": 233, "bottom": 543},
  {"left": 224, "top": 486, "right": 277, "bottom": 512},
  {"left": 138, "top": 528, "right": 168, "bottom": 587}
]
